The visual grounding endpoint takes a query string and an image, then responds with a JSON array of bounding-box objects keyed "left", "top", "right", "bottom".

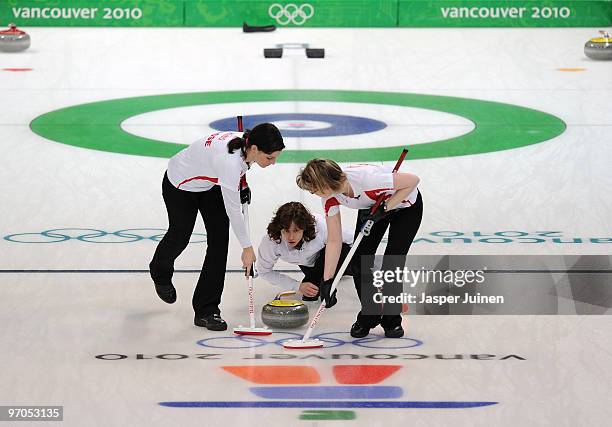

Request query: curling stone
[
  {"left": 261, "top": 291, "right": 309, "bottom": 329},
  {"left": 584, "top": 30, "right": 612, "bottom": 60},
  {"left": 0, "top": 24, "right": 30, "bottom": 53}
]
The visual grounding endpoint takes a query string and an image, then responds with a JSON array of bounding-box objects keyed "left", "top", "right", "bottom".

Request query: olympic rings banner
[
  {"left": 185, "top": 0, "right": 397, "bottom": 27},
  {"left": 4, "top": 0, "right": 609, "bottom": 27}
]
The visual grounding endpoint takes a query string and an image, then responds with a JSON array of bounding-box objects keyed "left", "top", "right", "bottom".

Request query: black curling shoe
[
  {"left": 194, "top": 314, "right": 228, "bottom": 331},
  {"left": 384, "top": 325, "right": 405, "bottom": 338},
  {"left": 350, "top": 321, "right": 371, "bottom": 338},
  {"left": 154, "top": 282, "right": 176, "bottom": 304}
]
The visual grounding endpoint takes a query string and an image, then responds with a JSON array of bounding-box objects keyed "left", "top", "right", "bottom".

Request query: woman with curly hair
[{"left": 257, "top": 202, "right": 353, "bottom": 301}]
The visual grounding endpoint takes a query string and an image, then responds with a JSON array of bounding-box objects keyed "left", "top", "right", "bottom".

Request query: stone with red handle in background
[{"left": 0, "top": 24, "right": 31, "bottom": 52}]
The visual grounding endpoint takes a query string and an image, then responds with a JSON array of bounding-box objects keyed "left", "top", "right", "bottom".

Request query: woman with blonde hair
[{"left": 297, "top": 158, "right": 422, "bottom": 338}]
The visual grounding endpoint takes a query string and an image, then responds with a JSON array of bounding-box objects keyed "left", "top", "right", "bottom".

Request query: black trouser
[
  {"left": 150, "top": 172, "right": 230, "bottom": 317},
  {"left": 298, "top": 243, "right": 354, "bottom": 290},
  {"left": 352, "top": 191, "right": 423, "bottom": 329}
]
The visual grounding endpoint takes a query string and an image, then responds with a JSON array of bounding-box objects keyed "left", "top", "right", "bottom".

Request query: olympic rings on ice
[
  {"left": 4, "top": 228, "right": 207, "bottom": 244},
  {"left": 196, "top": 331, "right": 423, "bottom": 349}
]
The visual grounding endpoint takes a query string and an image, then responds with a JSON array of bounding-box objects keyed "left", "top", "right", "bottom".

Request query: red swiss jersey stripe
[
  {"left": 324, "top": 197, "right": 341, "bottom": 215},
  {"left": 364, "top": 188, "right": 392, "bottom": 201},
  {"left": 177, "top": 176, "right": 219, "bottom": 189}
]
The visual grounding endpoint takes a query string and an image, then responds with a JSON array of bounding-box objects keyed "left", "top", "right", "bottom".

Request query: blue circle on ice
[{"left": 210, "top": 113, "right": 387, "bottom": 137}]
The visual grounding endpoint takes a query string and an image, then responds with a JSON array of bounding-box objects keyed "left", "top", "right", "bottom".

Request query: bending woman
[
  {"left": 297, "top": 159, "right": 422, "bottom": 338},
  {"left": 150, "top": 124, "right": 284, "bottom": 330},
  {"left": 257, "top": 202, "right": 354, "bottom": 301}
]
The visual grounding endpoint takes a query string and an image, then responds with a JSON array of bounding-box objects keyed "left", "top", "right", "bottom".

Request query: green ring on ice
[{"left": 30, "top": 89, "right": 566, "bottom": 162}]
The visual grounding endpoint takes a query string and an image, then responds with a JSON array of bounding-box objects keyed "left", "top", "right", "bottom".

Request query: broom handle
[
  {"left": 242, "top": 199, "right": 258, "bottom": 329},
  {"left": 369, "top": 148, "right": 408, "bottom": 214},
  {"left": 238, "top": 115, "right": 256, "bottom": 327},
  {"left": 247, "top": 276, "right": 256, "bottom": 328},
  {"left": 237, "top": 115, "right": 243, "bottom": 132},
  {"left": 301, "top": 232, "right": 365, "bottom": 342}
]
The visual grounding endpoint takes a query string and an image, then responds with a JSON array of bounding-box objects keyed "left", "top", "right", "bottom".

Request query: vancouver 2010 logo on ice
[{"left": 158, "top": 364, "right": 498, "bottom": 415}]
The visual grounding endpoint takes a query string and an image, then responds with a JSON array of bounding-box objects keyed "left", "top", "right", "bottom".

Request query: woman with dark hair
[
  {"left": 149, "top": 123, "right": 285, "bottom": 330},
  {"left": 297, "top": 159, "right": 422, "bottom": 339},
  {"left": 257, "top": 202, "right": 353, "bottom": 300}
]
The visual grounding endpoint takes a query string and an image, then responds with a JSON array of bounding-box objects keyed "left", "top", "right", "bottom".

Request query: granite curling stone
[
  {"left": 0, "top": 24, "right": 30, "bottom": 53},
  {"left": 261, "top": 291, "right": 309, "bottom": 329},
  {"left": 584, "top": 30, "right": 612, "bottom": 60}
]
